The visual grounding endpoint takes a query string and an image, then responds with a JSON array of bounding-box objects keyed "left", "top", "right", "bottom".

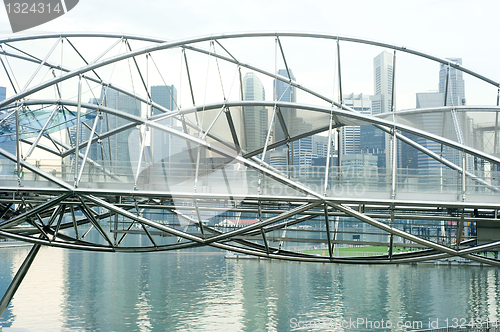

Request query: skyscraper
[
  {"left": 373, "top": 51, "right": 394, "bottom": 172},
  {"left": 360, "top": 124, "right": 387, "bottom": 169},
  {"left": 399, "top": 61, "right": 467, "bottom": 172},
  {"left": 77, "top": 97, "right": 100, "bottom": 164},
  {"left": 312, "top": 135, "right": 329, "bottom": 159},
  {"left": 373, "top": 51, "right": 394, "bottom": 114},
  {"left": 341, "top": 52, "right": 394, "bottom": 170},
  {"left": 342, "top": 93, "right": 373, "bottom": 155},
  {"left": 0, "top": 86, "right": 12, "bottom": 155},
  {"left": 242, "top": 72, "right": 267, "bottom": 153},
  {"left": 98, "top": 87, "right": 141, "bottom": 175},
  {"left": 291, "top": 118, "right": 313, "bottom": 167},
  {"left": 274, "top": 69, "right": 296, "bottom": 103},
  {"left": 0, "top": 86, "right": 14, "bottom": 176},
  {"left": 415, "top": 92, "right": 445, "bottom": 172},
  {"left": 413, "top": 58, "right": 471, "bottom": 183},
  {"left": 151, "top": 85, "right": 177, "bottom": 118},
  {"left": 150, "top": 85, "right": 181, "bottom": 162},
  {"left": 438, "top": 58, "right": 471, "bottom": 171},
  {"left": 273, "top": 69, "right": 296, "bottom": 144},
  {"left": 439, "top": 58, "right": 465, "bottom": 107}
]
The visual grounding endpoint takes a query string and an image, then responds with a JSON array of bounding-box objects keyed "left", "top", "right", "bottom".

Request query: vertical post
[
  {"left": 183, "top": 49, "right": 196, "bottom": 107},
  {"left": 494, "top": 88, "right": 499, "bottom": 159},
  {"left": 274, "top": 37, "right": 278, "bottom": 100},
  {"left": 261, "top": 106, "right": 277, "bottom": 163},
  {"left": 388, "top": 207, "right": 394, "bottom": 259},
  {"left": 391, "top": 131, "right": 397, "bottom": 199},
  {"left": 15, "top": 105, "right": 21, "bottom": 186},
  {"left": 324, "top": 113, "right": 334, "bottom": 195},
  {"left": 77, "top": 112, "right": 100, "bottom": 187},
  {"left": 456, "top": 209, "right": 465, "bottom": 248},
  {"left": 224, "top": 107, "right": 241, "bottom": 154},
  {"left": 331, "top": 217, "right": 340, "bottom": 256},
  {"left": 286, "top": 142, "right": 291, "bottom": 179},
  {"left": 390, "top": 50, "right": 397, "bottom": 200},
  {"left": 439, "top": 64, "right": 450, "bottom": 186},
  {"left": 337, "top": 39, "right": 343, "bottom": 183},
  {"left": 102, "top": 89, "right": 113, "bottom": 171},
  {"left": 443, "top": 65, "right": 450, "bottom": 107},
  {"left": 74, "top": 74, "right": 82, "bottom": 185},
  {"left": 238, "top": 67, "right": 249, "bottom": 156},
  {"left": 133, "top": 126, "right": 147, "bottom": 190},
  {"left": 324, "top": 205, "right": 333, "bottom": 258},
  {"left": 494, "top": 111, "right": 499, "bottom": 155},
  {"left": 337, "top": 129, "right": 341, "bottom": 183},
  {"left": 337, "top": 39, "right": 343, "bottom": 105},
  {"left": 388, "top": 51, "right": 397, "bottom": 256},
  {"left": 260, "top": 228, "right": 270, "bottom": 256},
  {"left": 462, "top": 151, "right": 466, "bottom": 201},
  {"left": 70, "top": 205, "right": 79, "bottom": 240},
  {"left": 193, "top": 150, "right": 205, "bottom": 237},
  {"left": 113, "top": 212, "right": 118, "bottom": 245},
  {"left": 390, "top": 52, "right": 397, "bottom": 114},
  {"left": 0, "top": 244, "right": 41, "bottom": 317}
]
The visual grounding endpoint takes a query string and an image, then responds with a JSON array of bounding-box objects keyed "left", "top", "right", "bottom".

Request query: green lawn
[{"left": 298, "top": 246, "right": 499, "bottom": 259}]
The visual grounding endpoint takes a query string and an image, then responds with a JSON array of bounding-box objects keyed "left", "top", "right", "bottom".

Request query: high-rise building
[
  {"left": 438, "top": 59, "right": 472, "bottom": 172},
  {"left": 74, "top": 97, "right": 100, "bottom": 165},
  {"left": 151, "top": 85, "right": 177, "bottom": 118},
  {"left": 0, "top": 86, "right": 15, "bottom": 175},
  {"left": 342, "top": 93, "right": 373, "bottom": 155},
  {"left": 413, "top": 58, "right": 473, "bottom": 186},
  {"left": 341, "top": 154, "right": 378, "bottom": 179},
  {"left": 439, "top": 58, "right": 466, "bottom": 107},
  {"left": 0, "top": 86, "right": 12, "bottom": 154},
  {"left": 96, "top": 87, "right": 141, "bottom": 175},
  {"left": 360, "top": 124, "right": 386, "bottom": 169},
  {"left": 150, "top": 85, "right": 181, "bottom": 162},
  {"left": 312, "top": 135, "right": 329, "bottom": 159},
  {"left": 274, "top": 69, "right": 296, "bottom": 103},
  {"left": 273, "top": 69, "right": 296, "bottom": 144},
  {"left": 373, "top": 51, "right": 394, "bottom": 173},
  {"left": 242, "top": 72, "right": 267, "bottom": 153},
  {"left": 373, "top": 51, "right": 394, "bottom": 113},
  {"left": 339, "top": 52, "right": 394, "bottom": 173},
  {"left": 291, "top": 118, "right": 313, "bottom": 167},
  {"left": 272, "top": 69, "right": 328, "bottom": 169},
  {"left": 414, "top": 58, "right": 468, "bottom": 168},
  {"left": 415, "top": 92, "right": 445, "bottom": 172}
]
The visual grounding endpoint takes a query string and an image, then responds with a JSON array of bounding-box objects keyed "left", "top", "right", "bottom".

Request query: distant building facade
[{"left": 242, "top": 72, "right": 268, "bottom": 153}]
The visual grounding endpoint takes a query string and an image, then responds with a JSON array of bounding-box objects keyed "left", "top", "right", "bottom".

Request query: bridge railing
[{"left": 1, "top": 159, "right": 498, "bottom": 198}]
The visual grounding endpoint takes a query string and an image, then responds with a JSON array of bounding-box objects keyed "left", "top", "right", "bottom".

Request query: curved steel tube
[{"left": 0, "top": 32, "right": 498, "bottom": 267}]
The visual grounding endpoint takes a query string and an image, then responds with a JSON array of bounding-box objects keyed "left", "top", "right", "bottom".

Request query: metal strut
[{"left": 0, "top": 244, "right": 41, "bottom": 317}]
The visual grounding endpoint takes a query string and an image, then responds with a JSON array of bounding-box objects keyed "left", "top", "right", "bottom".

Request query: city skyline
[
  {"left": 0, "top": 2, "right": 496, "bottom": 113},
  {"left": 0, "top": 2, "right": 499, "bottom": 330}
]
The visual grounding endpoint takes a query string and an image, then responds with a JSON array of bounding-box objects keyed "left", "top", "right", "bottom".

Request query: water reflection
[
  {"left": 0, "top": 246, "right": 66, "bottom": 331},
  {"left": 0, "top": 242, "right": 499, "bottom": 331}
]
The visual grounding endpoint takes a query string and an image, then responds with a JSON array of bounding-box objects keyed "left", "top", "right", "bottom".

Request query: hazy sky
[
  {"left": 0, "top": 0, "right": 498, "bottom": 109},
  {"left": 0, "top": 0, "right": 497, "bottom": 69}
]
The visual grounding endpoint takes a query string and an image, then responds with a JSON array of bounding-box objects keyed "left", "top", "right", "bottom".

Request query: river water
[{"left": 0, "top": 244, "right": 499, "bottom": 331}]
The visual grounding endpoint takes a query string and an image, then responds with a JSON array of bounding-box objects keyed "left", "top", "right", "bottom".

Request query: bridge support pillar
[{"left": 0, "top": 244, "right": 41, "bottom": 318}]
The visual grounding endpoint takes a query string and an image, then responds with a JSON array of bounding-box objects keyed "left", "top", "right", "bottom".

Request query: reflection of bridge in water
[{"left": 0, "top": 32, "right": 499, "bottom": 313}]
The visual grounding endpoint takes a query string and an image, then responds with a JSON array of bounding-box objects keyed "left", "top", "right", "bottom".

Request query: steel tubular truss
[{"left": 0, "top": 32, "right": 498, "bottom": 295}]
